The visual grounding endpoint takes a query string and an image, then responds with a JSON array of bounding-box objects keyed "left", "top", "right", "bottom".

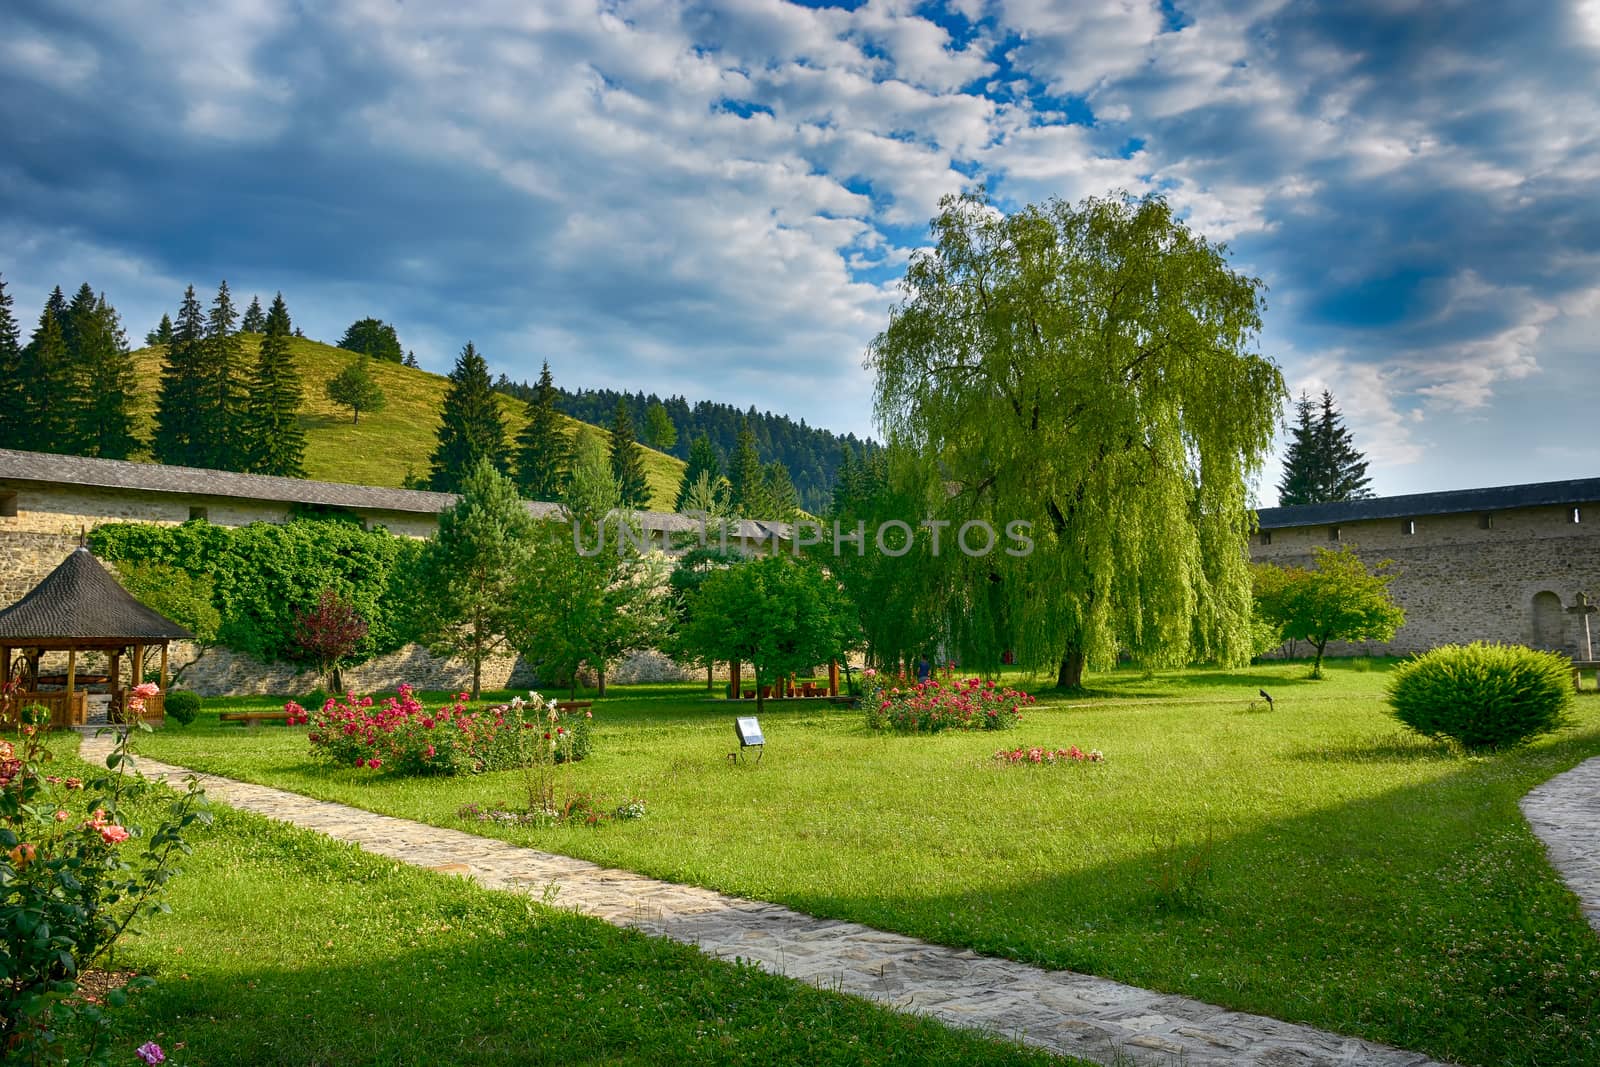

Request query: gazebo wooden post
[
  {"left": 160, "top": 644, "right": 169, "bottom": 691},
  {"left": 65, "top": 649, "right": 76, "bottom": 696},
  {"left": 133, "top": 643, "right": 144, "bottom": 721}
]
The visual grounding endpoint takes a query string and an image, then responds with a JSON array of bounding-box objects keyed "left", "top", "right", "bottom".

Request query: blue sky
[{"left": 4, "top": 0, "right": 1599, "bottom": 500}]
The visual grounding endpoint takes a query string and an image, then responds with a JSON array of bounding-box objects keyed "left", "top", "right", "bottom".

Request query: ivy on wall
[{"left": 90, "top": 518, "right": 421, "bottom": 667}]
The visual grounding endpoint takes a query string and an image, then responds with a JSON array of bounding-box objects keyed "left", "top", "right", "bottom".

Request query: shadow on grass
[
  {"left": 1285, "top": 732, "right": 1461, "bottom": 763},
  {"left": 777, "top": 727, "right": 1600, "bottom": 1067}
]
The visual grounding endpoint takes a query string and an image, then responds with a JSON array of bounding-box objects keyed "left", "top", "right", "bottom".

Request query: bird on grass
[{"left": 1258, "top": 689, "right": 1274, "bottom": 710}]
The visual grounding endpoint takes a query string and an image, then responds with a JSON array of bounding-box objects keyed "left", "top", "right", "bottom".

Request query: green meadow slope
[{"left": 128, "top": 336, "right": 685, "bottom": 510}]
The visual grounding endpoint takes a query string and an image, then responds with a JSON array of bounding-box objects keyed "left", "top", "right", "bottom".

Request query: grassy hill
[{"left": 128, "top": 336, "right": 685, "bottom": 511}]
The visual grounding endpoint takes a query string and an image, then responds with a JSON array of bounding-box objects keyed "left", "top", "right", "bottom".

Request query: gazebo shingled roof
[{"left": 0, "top": 547, "right": 192, "bottom": 644}]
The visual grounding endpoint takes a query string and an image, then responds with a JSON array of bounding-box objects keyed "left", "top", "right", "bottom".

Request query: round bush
[
  {"left": 1387, "top": 642, "right": 1573, "bottom": 750},
  {"left": 165, "top": 689, "right": 202, "bottom": 726}
]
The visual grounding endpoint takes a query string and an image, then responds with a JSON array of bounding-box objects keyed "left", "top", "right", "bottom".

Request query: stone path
[
  {"left": 1520, "top": 756, "right": 1600, "bottom": 935},
  {"left": 82, "top": 736, "right": 1448, "bottom": 1067}
]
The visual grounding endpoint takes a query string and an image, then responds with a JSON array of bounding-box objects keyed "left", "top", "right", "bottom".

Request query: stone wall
[{"left": 1252, "top": 502, "right": 1600, "bottom": 657}]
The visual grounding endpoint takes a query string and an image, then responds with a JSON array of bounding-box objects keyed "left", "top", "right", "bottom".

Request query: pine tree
[
  {"left": 1275, "top": 393, "right": 1320, "bottom": 507},
  {"left": 609, "top": 397, "right": 650, "bottom": 508},
  {"left": 1317, "top": 390, "right": 1372, "bottom": 501},
  {"left": 190, "top": 280, "right": 245, "bottom": 469},
  {"left": 69, "top": 294, "right": 140, "bottom": 458},
  {"left": 43, "top": 286, "right": 67, "bottom": 325},
  {"left": 644, "top": 401, "right": 677, "bottom": 451},
  {"left": 674, "top": 434, "right": 723, "bottom": 511},
  {"left": 727, "top": 422, "right": 764, "bottom": 515},
  {"left": 428, "top": 341, "right": 508, "bottom": 493},
  {"left": 152, "top": 286, "right": 208, "bottom": 466},
  {"left": 61, "top": 283, "right": 97, "bottom": 366},
  {"left": 762, "top": 460, "right": 799, "bottom": 519},
  {"left": 18, "top": 306, "right": 72, "bottom": 453},
  {"left": 1276, "top": 390, "right": 1372, "bottom": 505},
  {"left": 403, "top": 350, "right": 419, "bottom": 368},
  {"left": 0, "top": 275, "right": 25, "bottom": 448},
  {"left": 513, "top": 360, "right": 570, "bottom": 501},
  {"left": 240, "top": 295, "right": 266, "bottom": 333},
  {"left": 241, "top": 292, "right": 306, "bottom": 476},
  {"left": 145, "top": 313, "right": 174, "bottom": 349}
]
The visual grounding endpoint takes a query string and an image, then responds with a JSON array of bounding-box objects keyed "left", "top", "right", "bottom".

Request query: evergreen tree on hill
[
  {"left": 608, "top": 397, "right": 651, "bottom": 508},
  {"left": 145, "top": 313, "right": 174, "bottom": 349},
  {"left": 644, "top": 401, "right": 677, "bottom": 451},
  {"left": 762, "top": 460, "right": 799, "bottom": 519},
  {"left": 727, "top": 422, "right": 765, "bottom": 516},
  {"left": 429, "top": 341, "right": 508, "bottom": 493},
  {"left": 1276, "top": 390, "right": 1373, "bottom": 506},
  {"left": 61, "top": 284, "right": 98, "bottom": 367},
  {"left": 0, "top": 276, "right": 25, "bottom": 448},
  {"left": 44, "top": 286, "right": 67, "bottom": 325},
  {"left": 152, "top": 286, "right": 207, "bottom": 466},
  {"left": 18, "top": 306, "right": 72, "bottom": 453},
  {"left": 192, "top": 280, "right": 245, "bottom": 470},
  {"left": 325, "top": 355, "right": 387, "bottom": 424},
  {"left": 513, "top": 360, "right": 570, "bottom": 502},
  {"left": 674, "top": 433, "right": 723, "bottom": 511},
  {"left": 240, "top": 295, "right": 266, "bottom": 334},
  {"left": 68, "top": 293, "right": 140, "bottom": 459},
  {"left": 241, "top": 292, "right": 306, "bottom": 477},
  {"left": 338, "top": 318, "right": 403, "bottom": 363}
]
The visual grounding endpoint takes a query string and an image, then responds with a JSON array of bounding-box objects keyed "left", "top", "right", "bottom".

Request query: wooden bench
[
  {"left": 554, "top": 701, "right": 592, "bottom": 712},
  {"left": 219, "top": 710, "right": 290, "bottom": 728}
]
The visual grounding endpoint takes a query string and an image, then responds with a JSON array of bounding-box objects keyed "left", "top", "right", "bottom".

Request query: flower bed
[
  {"left": 863, "top": 669, "right": 1033, "bottom": 733},
  {"left": 994, "top": 745, "right": 1104, "bottom": 765},
  {"left": 303, "top": 687, "right": 591, "bottom": 775}
]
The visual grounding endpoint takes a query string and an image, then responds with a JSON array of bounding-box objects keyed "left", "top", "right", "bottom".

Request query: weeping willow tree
[{"left": 868, "top": 190, "right": 1284, "bottom": 687}]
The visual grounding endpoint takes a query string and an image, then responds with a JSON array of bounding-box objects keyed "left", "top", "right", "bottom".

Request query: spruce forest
[{"left": 0, "top": 273, "right": 872, "bottom": 516}]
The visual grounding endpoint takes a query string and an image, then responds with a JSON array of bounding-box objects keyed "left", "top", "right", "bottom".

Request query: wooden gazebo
[{"left": 0, "top": 546, "right": 192, "bottom": 728}]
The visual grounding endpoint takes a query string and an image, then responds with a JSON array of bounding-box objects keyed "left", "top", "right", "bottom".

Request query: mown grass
[
  {"left": 127, "top": 336, "right": 686, "bottom": 509},
  {"left": 44, "top": 744, "right": 1065, "bottom": 1067},
  {"left": 137, "top": 661, "right": 1600, "bottom": 1067}
]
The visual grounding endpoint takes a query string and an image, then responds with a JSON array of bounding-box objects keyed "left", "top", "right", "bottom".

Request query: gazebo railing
[{"left": 2, "top": 690, "right": 88, "bottom": 729}]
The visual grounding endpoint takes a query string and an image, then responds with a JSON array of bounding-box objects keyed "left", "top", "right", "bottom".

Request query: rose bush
[
  {"left": 304, "top": 687, "right": 591, "bottom": 775},
  {"left": 1, "top": 686, "right": 209, "bottom": 1065},
  {"left": 864, "top": 669, "right": 1032, "bottom": 733}
]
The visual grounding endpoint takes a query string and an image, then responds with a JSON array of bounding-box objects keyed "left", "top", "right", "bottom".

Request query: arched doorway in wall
[{"left": 1531, "top": 591, "right": 1566, "bottom": 650}]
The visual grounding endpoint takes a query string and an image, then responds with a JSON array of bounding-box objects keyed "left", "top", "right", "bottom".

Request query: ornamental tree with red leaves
[{"left": 293, "top": 589, "right": 369, "bottom": 694}]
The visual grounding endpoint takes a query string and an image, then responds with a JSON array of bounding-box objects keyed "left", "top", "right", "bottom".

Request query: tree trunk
[
  {"left": 1056, "top": 647, "right": 1086, "bottom": 689},
  {"left": 329, "top": 665, "right": 344, "bottom": 695},
  {"left": 707, "top": 664, "right": 714, "bottom": 691},
  {"left": 597, "top": 665, "right": 607, "bottom": 697},
  {"left": 471, "top": 656, "right": 482, "bottom": 701},
  {"left": 1312, "top": 640, "right": 1327, "bottom": 679}
]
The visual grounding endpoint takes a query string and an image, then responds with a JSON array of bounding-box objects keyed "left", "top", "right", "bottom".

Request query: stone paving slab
[
  {"left": 1520, "top": 756, "right": 1600, "bottom": 935},
  {"left": 84, "top": 737, "right": 1451, "bottom": 1067}
]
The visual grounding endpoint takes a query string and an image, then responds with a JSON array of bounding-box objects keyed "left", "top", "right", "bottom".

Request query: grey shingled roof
[
  {"left": 0, "top": 448, "right": 789, "bottom": 541},
  {"left": 0, "top": 547, "right": 193, "bottom": 642},
  {"left": 1257, "top": 476, "right": 1600, "bottom": 530}
]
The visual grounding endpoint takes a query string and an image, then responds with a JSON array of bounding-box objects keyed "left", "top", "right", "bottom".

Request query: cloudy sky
[{"left": 4, "top": 0, "right": 1598, "bottom": 500}]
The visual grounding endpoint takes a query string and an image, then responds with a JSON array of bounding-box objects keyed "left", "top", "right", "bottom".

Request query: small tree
[
  {"left": 325, "top": 356, "right": 386, "bottom": 423},
  {"left": 292, "top": 589, "right": 370, "bottom": 694},
  {"left": 240, "top": 295, "right": 266, "bottom": 333},
  {"left": 644, "top": 401, "right": 677, "bottom": 451},
  {"left": 680, "top": 555, "right": 856, "bottom": 712},
  {"left": 1253, "top": 546, "right": 1405, "bottom": 678},
  {"left": 410, "top": 459, "right": 536, "bottom": 698},
  {"left": 609, "top": 398, "right": 650, "bottom": 508}
]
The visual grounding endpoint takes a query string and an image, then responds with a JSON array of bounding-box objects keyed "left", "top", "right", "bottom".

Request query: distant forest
[{"left": 494, "top": 377, "right": 877, "bottom": 514}]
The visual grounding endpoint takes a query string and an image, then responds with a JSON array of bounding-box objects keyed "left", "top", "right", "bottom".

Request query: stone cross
[{"left": 1568, "top": 592, "right": 1597, "bottom": 661}]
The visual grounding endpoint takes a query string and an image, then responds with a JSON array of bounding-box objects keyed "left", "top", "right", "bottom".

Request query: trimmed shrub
[
  {"left": 165, "top": 690, "right": 202, "bottom": 726},
  {"left": 1387, "top": 642, "right": 1573, "bottom": 750},
  {"left": 303, "top": 688, "right": 330, "bottom": 711}
]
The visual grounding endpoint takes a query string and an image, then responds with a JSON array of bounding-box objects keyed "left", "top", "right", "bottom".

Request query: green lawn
[
  {"left": 47, "top": 746, "right": 1063, "bottom": 1066},
  {"left": 136, "top": 661, "right": 1600, "bottom": 1067}
]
